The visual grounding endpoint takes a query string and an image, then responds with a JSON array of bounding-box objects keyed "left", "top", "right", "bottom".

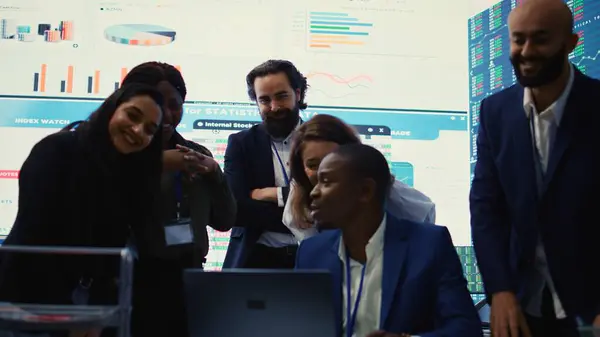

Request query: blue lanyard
[
  {"left": 272, "top": 142, "right": 290, "bottom": 186},
  {"left": 174, "top": 172, "right": 183, "bottom": 219},
  {"left": 345, "top": 250, "right": 366, "bottom": 337}
]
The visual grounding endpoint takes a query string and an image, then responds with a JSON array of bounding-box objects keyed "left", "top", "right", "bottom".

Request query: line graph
[
  {"left": 571, "top": 49, "right": 600, "bottom": 66},
  {"left": 307, "top": 71, "right": 373, "bottom": 100},
  {"left": 391, "top": 161, "right": 414, "bottom": 187},
  {"left": 307, "top": 72, "right": 373, "bottom": 87},
  {"left": 469, "top": 24, "right": 507, "bottom": 47}
]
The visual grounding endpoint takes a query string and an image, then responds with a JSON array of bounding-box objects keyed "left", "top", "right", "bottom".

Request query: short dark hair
[
  {"left": 246, "top": 59, "right": 308, "bottom": 109},
  {"left": 333, "top": 143, "right": 392, "bottom": 204},
  {"left": 289, "top": 114, "right": 361, "bottom": 224},
  {"left": 122, "top": 61, "right": 187, "bottom": 100}
]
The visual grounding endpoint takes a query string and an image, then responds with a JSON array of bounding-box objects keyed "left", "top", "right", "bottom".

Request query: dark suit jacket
[
  {"left": 132, "top": 132, "right": 236, "bottom": 337},
  {"left": 295, "top": 214, "right": 482, "bottom": 337},
  {"left": 145, "top": 131, "right": 236, "bottom": 264},
  {"left": 470, "top": 67, "right": 600, "bottom": 322},
  {"left": 222, "top": 124, "right": 292, "bottom": 268}
]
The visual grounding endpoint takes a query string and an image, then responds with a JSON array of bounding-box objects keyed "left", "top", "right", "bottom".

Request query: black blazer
[
  {"left": 154, "top": 131, "right": 236, "bottom": 263},
  {"left": 0, "top": 131, "right": 141, "bottom": 305},
  {"left": 222, "top": 124, "right": 291, "bottom": 267}
]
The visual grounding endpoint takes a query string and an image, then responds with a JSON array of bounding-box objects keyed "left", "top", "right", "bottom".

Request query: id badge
[{"left": 164, "top": 218, "right": 193, "bottom": 246}]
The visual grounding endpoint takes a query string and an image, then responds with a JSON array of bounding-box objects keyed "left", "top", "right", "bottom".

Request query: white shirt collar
[
  {"left": 523, "top": 64, "right": 574, "bottom": 125},
  {"left": 338, "top": 214, "right": 386, "bottom": 262}
]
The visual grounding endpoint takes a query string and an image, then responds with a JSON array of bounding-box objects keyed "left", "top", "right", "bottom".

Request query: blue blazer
[
  {"left": 470, "top": 67, "right": 600, "bottom": 322},
  {"left": 222, "top": 124, "right": 292, "bottom": 268},
  {"left": 295, "top": 214, "right": 482, "bottom": 337}
]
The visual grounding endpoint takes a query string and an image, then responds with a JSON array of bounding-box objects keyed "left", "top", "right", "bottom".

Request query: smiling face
[
  {"left": 156, "top": 80, "right": 184, "bottom": 142},
  {"left": 108, "top": 95, "right": 162, "bottom": 154},
  {"left": 254, "top": 72, "right": 301, "bottom": 139},
  {"left": 508, "top": 1, "right": 578, "bottom": 87}
]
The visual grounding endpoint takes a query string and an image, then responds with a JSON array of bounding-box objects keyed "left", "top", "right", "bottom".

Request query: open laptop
[{"left": 184, "top": 269, "right": 337, "bottom": 337}]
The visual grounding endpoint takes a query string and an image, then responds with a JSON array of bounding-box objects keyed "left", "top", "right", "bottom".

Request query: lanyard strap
[
  {"left": 346, "top": 250, "right": 366, "bottom": 337},
  {"left": 272, "top": 142, "right": 290, "bottom": 186},
  {"left": 174, "top": 172, "right": 183, "bottom": 219}
]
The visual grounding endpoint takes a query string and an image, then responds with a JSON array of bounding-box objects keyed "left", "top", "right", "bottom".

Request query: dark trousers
[
  {"left": 245, "top": 243, "right": 297, "bottom": 269},
  {"left": 525, "top": 287, "right": 580, "bottom": 337}
]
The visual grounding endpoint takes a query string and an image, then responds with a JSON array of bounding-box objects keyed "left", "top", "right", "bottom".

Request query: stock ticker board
[
  {"left": 464, "top": 0, "right": 600, "bottom": 299},
  {"left": 468, "top": 0, "right": 600, "bottom": 173}
]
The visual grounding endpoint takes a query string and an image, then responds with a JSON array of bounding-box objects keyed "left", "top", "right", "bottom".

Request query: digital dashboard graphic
[
  {"left": 468, "top": 0, "right": 600, "bottom": 173},
  {"left": 467, "top": 0, "right": 600, "bottom": 295},
  {"left": 305, "top": 72, "right": 373, "bottom": 99},
  {"left": 104, "top": 24, "right": 176, "bottom": 46},
  {"left": 25, "top": 63, "right": 182, "bottom": 95},
  {"left": 0, "top": 18, "right": 74, "bottom": 43},
  {"left": 0, "top": 0, "right": 470, "bottom": 110},
  {"left": 0, "top": 0, "right": 477, "bottom": 289},
  {"left": 307, "top": 11, "right": 373, "bottom": 53},
  {"left": 0, "top": 96, "right": 469, "bottom": 270}
]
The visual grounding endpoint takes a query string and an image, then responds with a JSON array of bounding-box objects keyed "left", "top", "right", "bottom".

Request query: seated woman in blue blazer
[{"left": 295, "top": 143, "right": 481, "bottom": 337}]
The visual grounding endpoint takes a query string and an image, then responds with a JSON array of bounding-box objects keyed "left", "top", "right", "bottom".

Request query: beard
[
  {"left": 511, "top": 46, "right": 567, "bottom": 88},
  {"left": 262, "top": 105, "right": 300, "bottom": 139}
]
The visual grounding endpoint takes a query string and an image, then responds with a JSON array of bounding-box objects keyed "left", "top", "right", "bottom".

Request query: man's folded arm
[{"left": 224, "top": 134, "right": 289, "bottom": 233}]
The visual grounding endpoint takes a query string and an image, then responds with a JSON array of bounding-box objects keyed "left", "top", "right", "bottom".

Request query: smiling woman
[
  {"left": 0, "top": 83, "right": 165, "bottom": 337},
  {"left": 107, "top": 94, "right": 162, "bottom": 154}
]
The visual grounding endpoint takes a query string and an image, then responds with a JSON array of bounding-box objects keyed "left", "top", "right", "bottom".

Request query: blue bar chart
[{"left": 307, "top": 11, "right": 373, "bottom": 52}]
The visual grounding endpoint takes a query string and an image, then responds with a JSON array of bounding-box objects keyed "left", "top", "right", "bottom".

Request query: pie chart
[{"left": 104, "top": 24, "right": 176, "bottom": 46}]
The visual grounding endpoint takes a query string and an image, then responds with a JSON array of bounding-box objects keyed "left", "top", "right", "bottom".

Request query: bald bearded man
[{"left": 470, "top": 0, "right": 600, "bottom": 336}]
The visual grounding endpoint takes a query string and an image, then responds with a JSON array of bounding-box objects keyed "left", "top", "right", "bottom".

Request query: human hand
[
  {"left": 250, "top": 187, "right": 278, "bottom": 202},
  {"left": 297, "top": 220, "right": 314, "bottom": 229},
  {"left": 366, "top": 330, "right": 409, "bottom": 337},
  {"left": 176, "top": 144, "right": 219, "bottom": 175},
  {"left": 164, "top": 149, "right": 186, "bottom": 171},
  {"left": 490, "top": 291, "right": 532, "bottom": 337}
]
